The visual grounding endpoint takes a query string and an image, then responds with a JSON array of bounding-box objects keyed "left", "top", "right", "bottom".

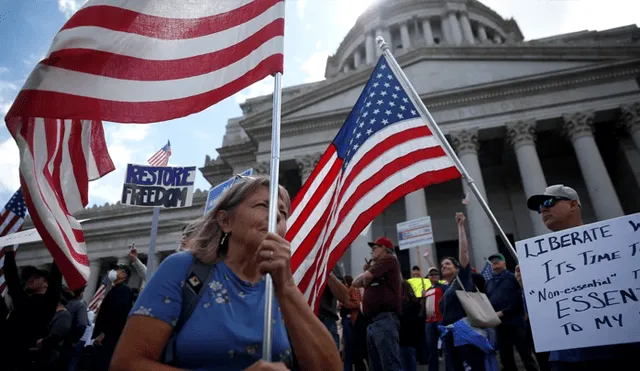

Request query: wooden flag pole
[{"left": 376, "top": 36, "right": 518, "bottom": 263}]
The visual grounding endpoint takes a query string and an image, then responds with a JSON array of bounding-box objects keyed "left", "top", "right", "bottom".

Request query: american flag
[
  {"left": 286, "top": 56, "right": 461, "bottom": 311},
  {"left": 0, "top": 189, "right": 28, "bottom": 295},
  {"left": 4, "top": 0, "right": 284, "bottom": 290},
  {"left": 480, "top": 260, "right": 494, "bottom": 282},
  {"left": 88, "top": 275, "right": 111, "bottom": 313},
  {"left": 147, "top": 140, "right": 172, "bottom": 167}
]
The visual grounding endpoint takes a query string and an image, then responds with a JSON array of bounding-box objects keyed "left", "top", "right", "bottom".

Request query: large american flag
[
  {"left": 4, "top": 0, "right": 284, "bottom": 290},
  {"left": 147, "top": 140, "right": 172, "bottom": 167},
  {"left": 286, "top": 56, "right": 461, "bottom": 311},
  {"left": 0, "top": 189, "right": 28, "bottom": 295}
]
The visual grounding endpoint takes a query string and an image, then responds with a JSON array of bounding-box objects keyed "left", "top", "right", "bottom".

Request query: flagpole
[
  {"left": 376, "top": 37, "right": 518, "bottom": 262},
  {"left": 146, "top": 207, "right": 160, "bottom": 280},
  {"left": 262, "top": 72, "right": 283, "bottom": 361}
]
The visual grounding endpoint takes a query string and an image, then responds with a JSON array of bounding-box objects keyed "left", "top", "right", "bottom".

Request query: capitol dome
[{"left": 325, "top": 0, "right": 524, "bottom": 78}]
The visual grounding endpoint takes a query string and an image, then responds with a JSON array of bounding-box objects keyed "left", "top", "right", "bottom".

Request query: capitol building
[{"left": 15, "top": 0, "right": 640, "bottom": 304}]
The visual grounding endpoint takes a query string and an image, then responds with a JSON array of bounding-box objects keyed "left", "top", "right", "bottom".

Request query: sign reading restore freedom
[
  {"left": 121, "top": 164, "right": 196, "bottom": 208},
  {"left": 516, "top": 213, "right": 640, "bottom": 352}
]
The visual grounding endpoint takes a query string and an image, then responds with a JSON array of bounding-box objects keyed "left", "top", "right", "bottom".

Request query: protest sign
[
  {"left": 516, "top": 213, "right": 640, "bottom": 352},
  {"left": 121, "top": 164, "right": 196, "bottom": 208},
  {"left": 204, "top": 168, "right": 253, "bottom": 215},
  {"left": 397, "top": 216, "right": 434, "bottom": 250}
]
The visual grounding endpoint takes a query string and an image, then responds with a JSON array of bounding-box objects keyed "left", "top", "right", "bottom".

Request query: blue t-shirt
[
  {"left": 440, "top": 264, "right": 473, "bottom": 326},
  {"left": 130, "top": 252, "right": 292, "bottom": 370}
]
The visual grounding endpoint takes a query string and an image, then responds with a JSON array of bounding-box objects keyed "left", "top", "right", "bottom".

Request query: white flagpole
[
  {"left": 146, "top": 207, "right": 160, "bottom": 280},
  {"left": 262, "top": 72, "right": 283, "bottom": 361},
  {"left": 376, "top": 36, "right": 518, "bottom": 262}
]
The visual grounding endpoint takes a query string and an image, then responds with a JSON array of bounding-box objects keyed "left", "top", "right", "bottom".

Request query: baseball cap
[
  {"left": 427, "top": 267, "right": 439, "bottom": 275},
  {"left": 526, "top": 184, "right": 581, "bottom": 211},
  {"left": 488, "top": 253, "right": 505, "bottom": 262},
  {"left": 367, "top": 237, "right": 394, "bottom": 250}
]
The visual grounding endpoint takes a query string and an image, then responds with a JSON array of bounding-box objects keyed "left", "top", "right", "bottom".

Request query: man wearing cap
[
  {"left": 1, "top": 246, "right": 62, "bottom": 371},
  {"left": 423, "top": 267, "right": 446, "bottom": 371},
  {"left": 352, "top": 236, "right": 403, "bottom": 371},
  {"left": 485, "top": 252, "right": 538, "bottom": 371},
  {"left": 526, "top": 184, "right": 637, "bottom": 371},
  {"left": 92, "top": 263, "right": 133, "bottom": 371}
]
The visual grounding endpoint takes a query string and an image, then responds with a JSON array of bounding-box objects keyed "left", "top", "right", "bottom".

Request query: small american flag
[
  {"left": 480, "top": 260, "right": 493, "bottom": 282},
  {"left": 5, "top": 0, "right": 284, "bottom": 290},
  {"left": 0, "top": 189, "right": 28, "bottom": 295},
  {"left": 88, "top": 275, "right": 111, "bottom": 313},
  {"left": 147, "top": 140, "right": 172, "bottom": 167},
  {"left": 286, "top": 56, "right": 461, "bottom": 311}
]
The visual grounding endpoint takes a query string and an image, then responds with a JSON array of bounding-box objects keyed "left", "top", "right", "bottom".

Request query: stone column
[
  {"left": 353, "top": 49, "right": 362, "bottom": 69},
  {"left": 621, "top": 102, "right": 640, "bottom": 152},
  {"left": 350, "top": 223, "right": 373, "bottom": 278},
  {"left": 478, "top": 24, "right": 488, "bottom": 43},
  {"left": 365, "top": 32, "right": 375, "bottom": 64},
  {"left": 296, "top": 152, "right": 323, "bottom": 183},
  {"left": 506, "top": 120, "right": 549, "bottom": 236},
  {"left": 404, "top": 189, "right": 436, "bottom": 270},
  {"left": 450, "top": 129, "right": 498, "bottom": 267},
  {"left": 448, "top": 12, "right": 463, "bottom": 45},
  {"left": 422, "top": 19, "right": 434, "bottom": 45},
  {"left": 493, "top": 34, "right": 501, "bottom": 44},
  {"left": 83, "top": 259, "right": 102, "bottom": 303},
  {"left": 375, "top": 28, "right": 384, "bottom": 57},
  {"left": 342, "top": 64, "right": 351, "bottom": 74},
  {"left": 563, "top": 112, "right": 624, "bottom": 220},
  {"left": 254, "top": 161, "right": 271, "bottom": 175},
  {"left": 400, "top": 22, "right": 411, "bottom": 50},
  {"left": 459, "top": 12, "right": 474, "bottom": 43}
]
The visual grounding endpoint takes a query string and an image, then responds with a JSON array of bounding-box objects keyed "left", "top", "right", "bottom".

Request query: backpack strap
[{"left": 163, "top": 256, "right": 216, "bottom": 365}]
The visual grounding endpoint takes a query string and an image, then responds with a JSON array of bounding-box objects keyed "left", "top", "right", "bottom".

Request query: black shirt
[{"left": 440, "top": 264, "right": 473, "bottom": 326}]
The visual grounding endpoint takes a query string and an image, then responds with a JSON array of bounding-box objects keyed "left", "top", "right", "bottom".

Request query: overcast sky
[{"left": 0, "top": 0, "right": 638, "bottom": 206}]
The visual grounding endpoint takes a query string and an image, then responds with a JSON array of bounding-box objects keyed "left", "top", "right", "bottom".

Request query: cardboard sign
[
  {"left": 516, "top": 213, "right": 640, "bottom": 352},
  {"left": 121, "top": 164, "right": 196, "bottom": 208},
  {"left": 203, "top": 168, "right": 253, "bottom": 215},
  {"left": 396, "top": 216, "right": 434, "bottom": 250}
]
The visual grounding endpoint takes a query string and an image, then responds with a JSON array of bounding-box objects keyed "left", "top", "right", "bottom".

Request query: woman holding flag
[{"left": 111, "top": 176, "right": 340, "bottom": 371}]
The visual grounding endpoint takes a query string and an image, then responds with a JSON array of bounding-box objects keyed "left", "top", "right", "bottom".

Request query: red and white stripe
[
  {"left": 286, "top": 118, "right": 460, "bottom": 312},
  {"left": 5, "top": 0, "right": 284, "bottom": 290},
  {"left": 0, "top": 210, "right": 24, "bottom": 237},
  {"left": 88, "top": 282, "right": 108, "bottom": 312},
  {"left": 6, "top": 118, "right": 114, "bottom": 289},
  {"left": 7, "top": 0, "right": 285, "bottom": 123}
]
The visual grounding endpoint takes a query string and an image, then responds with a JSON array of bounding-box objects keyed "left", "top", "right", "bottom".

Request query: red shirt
[
  {"left": 424, "top": 283, "right": 446, "bottom": 323},
  {"left": 362, "top": 256, "right": 402, "bottom": 318}
]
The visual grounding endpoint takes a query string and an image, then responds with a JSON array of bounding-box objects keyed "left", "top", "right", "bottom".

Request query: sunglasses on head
[{"left": 537, "top": 196, "right": 570, "bottom": 214}]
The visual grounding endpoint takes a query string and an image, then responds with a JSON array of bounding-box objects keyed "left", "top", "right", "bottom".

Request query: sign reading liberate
[
  {"left": 121, "top": 164, "right": 196, "bottom": 208},
  {"left": 517, "top": 213, "right": 640, "bottom": 352}
]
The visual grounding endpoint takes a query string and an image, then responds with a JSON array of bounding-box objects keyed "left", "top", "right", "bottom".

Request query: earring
[{"left": 220, "top": 232, "right": 229, "bottom": 246}]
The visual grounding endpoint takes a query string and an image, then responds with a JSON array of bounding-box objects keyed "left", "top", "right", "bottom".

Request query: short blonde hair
[{"left": 186, "top": 175, "right": 291, "bottom": 264}]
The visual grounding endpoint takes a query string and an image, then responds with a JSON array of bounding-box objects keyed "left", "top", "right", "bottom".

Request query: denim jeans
[
  {"left": 425, "top": 322, "right": 441, "bottom": 371},
  {"left": 400, "top": 346, "right": 417, "bottom": 371},
  {"left": 367, "top": 312, "right": 403, "bottom": 371},
  {"left": 321, "top": 316, "right": 340, "bottom": 350},
  {"left": 342, "top": 317, "right": 355, "bottom": 371}
]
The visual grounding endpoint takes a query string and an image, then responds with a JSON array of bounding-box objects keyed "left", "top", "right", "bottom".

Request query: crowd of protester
[{"left": 1, "top": 179, "right": 637, "bottom": 370}]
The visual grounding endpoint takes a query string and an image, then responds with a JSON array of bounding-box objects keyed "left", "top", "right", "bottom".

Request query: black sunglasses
[{"left": 537, "top": 197, "right": 570, "bottom": 214}]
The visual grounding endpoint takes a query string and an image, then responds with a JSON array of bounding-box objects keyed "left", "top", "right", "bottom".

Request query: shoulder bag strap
[{"left": 163, "top": 257, "right": 216, "bottom": 365}]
